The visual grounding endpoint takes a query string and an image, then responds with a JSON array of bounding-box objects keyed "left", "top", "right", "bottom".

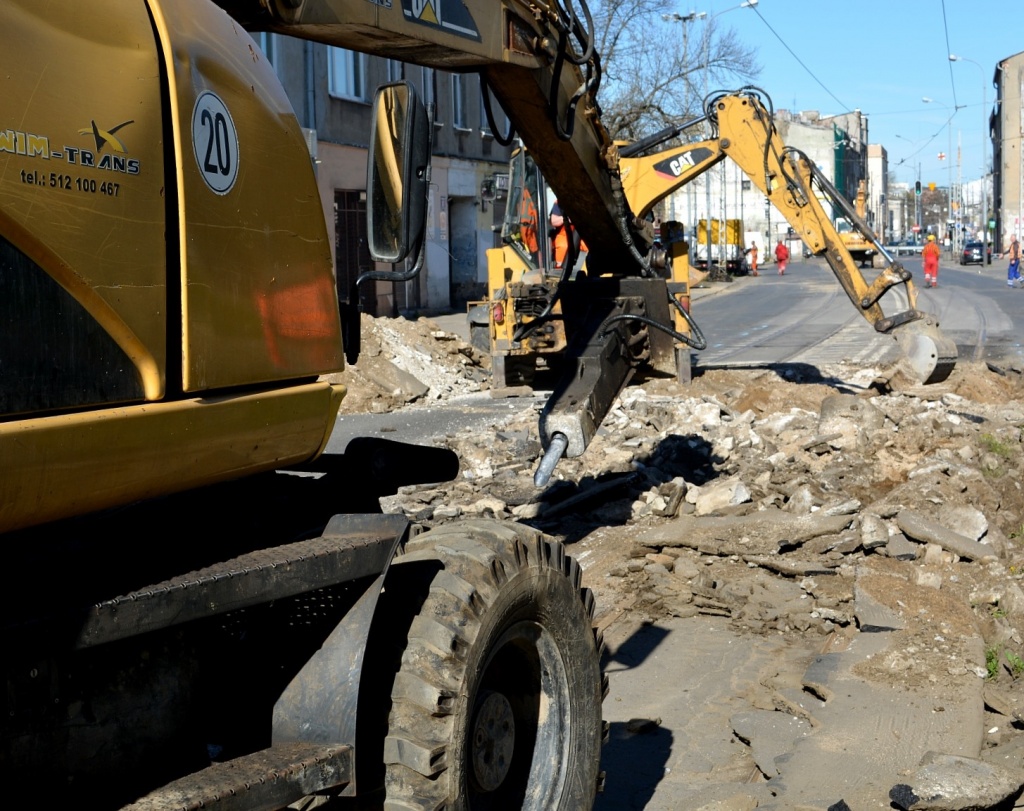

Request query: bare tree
[{"left": 586, "top": 0, "right": 761, "bottom": 141}]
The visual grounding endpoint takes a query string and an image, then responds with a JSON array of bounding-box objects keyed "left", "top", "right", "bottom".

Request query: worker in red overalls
[
  {"left": 774, "top": 239, "right": 790, "bottom": 275},
  {"left": 922, "top": 234, "right": 940, "bottom": 288}
]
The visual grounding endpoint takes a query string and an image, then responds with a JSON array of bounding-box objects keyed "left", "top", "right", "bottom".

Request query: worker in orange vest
[
  {"left": 746, "top": 241, "right": 759, "bottom": 276},
  {"left": 549, "top": 200, "right": 587, "bottom": 273}
]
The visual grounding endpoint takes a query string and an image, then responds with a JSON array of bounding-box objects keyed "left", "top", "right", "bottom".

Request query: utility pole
[
  {"left": 950, "top": 54, "right": 989, "bottom": 262},
  {"left": 916, "top": 163, "right": 922, "bottom": 242},
  {"left": 698, "top": 1, "right": 758, "bottom": 280},
  {"left": 662, "top": 10, "right": 705, "bottom": 228}
]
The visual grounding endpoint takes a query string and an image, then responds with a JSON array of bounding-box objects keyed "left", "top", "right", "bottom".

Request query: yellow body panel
[
  {"left": 0, "top": 1, "right": 167, "bottom": 399},
  {"left": 0, "top": 0, "right": 348, "bottom": 532},
  {"left": 0, "top": 382, "right": 345, "bottom": 534},
  {"left": 149, "top": 0, "right": 344, "bottom": 391}
]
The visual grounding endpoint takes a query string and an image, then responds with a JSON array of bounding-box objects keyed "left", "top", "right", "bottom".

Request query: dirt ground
[{"left": 332, "top": 312, "right": 1024, "bottom": 806}]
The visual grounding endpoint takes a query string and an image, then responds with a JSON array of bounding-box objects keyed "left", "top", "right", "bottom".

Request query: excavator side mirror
[{"left": 366, "top": 81, "right": 429, "bottom": 263}]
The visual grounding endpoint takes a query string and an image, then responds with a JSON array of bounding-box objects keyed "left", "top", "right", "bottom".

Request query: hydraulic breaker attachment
[{"left": 533, "top": 278, "right": 675, "bottom": 486}]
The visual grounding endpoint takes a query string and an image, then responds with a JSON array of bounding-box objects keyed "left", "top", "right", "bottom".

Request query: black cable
[
  {"left": 666, "top": 289, "right": 708, "bottom": 350},
  {"left": 511, "top": 256, "right": 573, "bottom": 343},
  {"left": 480, "top": 77, "right": 516, "bottom": 146},
  {"left": 553, "top": 0, "right": 596, "bottom": 65},
  {"left": 597, "top": 288, "right": 708, "bottom": 352}
]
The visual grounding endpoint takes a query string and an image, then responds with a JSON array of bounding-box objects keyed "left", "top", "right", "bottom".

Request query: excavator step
[
  {"left": 72, "top": 513, "right": 408, "bottom": 649},
  {"left": 7, "top": 513, "right": 408, "bottom": 651},
  {"left": 120, "top": 742, "right": 352, "bottom": 811}
]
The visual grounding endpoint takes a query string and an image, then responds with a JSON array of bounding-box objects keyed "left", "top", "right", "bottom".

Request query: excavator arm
[
  {"left": 710, "top": 89, "right": 957, "bottom": 384},
  {"left": 618, "top": 89, "right": 958, "bottom": 385}
]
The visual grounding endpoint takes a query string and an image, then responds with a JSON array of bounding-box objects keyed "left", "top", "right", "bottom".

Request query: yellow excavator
[
  {"left": 835, "top": 179, "right": 879, "bottom": 266},
  {"left": 473, "top": 89, "right": 956, "bottom": 429},
  {"left": 0, "top": 2, "right": 954, "bottom": 809},
  {"left": 2, "top": 1, "right": 620, "bottom": 808}
]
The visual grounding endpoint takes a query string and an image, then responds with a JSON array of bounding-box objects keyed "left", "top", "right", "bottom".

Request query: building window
[
  {"left": 257, "top": 32, "right": 277, "bottom": 73},
  {"left": 328, "top": 47, "right": 367, "bottom": 102},
  {"left": 386, "top": 59, "right": 404, "bottom": 83},
  {"left": 452, "top": 73, "right": 468, "bottom": 130}
]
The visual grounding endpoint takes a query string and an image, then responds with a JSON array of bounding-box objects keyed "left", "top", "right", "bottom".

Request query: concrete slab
[{"left": 596, "top": 583, "right": 987, "bottom": 809}]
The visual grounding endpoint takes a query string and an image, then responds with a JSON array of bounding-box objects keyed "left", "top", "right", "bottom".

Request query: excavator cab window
[
  {"left": 501, "top": 148, "right": 552, "bottom": 271},
  {"left": 366, "top": 81, "right": 429, "bottom": 264}
]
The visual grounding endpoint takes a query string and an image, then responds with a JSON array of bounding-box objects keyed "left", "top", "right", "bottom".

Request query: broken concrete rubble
[
  {"left": 340, "top": 313, "right": 1024, "bottom": 809},
  {"left": 897, "top": 509, "right": 1000, "bottom": 562}
]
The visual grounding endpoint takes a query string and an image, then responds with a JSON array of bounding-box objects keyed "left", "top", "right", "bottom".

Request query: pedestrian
[
  {"left": 1007, "top": 234, "right": 1021, "bottom": 287},
  {"left": 922, "top": 234, "right": 940, "bottom": 288},
  {"left": 774, "top": 239, "right": 789, "bottom": 275},
  {"left": 747, "top": 241, "right": 759, "bottom": 276}
]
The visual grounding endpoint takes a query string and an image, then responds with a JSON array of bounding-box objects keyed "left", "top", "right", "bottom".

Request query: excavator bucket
[{"left": 892, "top": 317, "right": 958, "bottom": 385}]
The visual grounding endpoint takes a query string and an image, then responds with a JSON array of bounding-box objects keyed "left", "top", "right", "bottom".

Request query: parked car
[{"left": 960, "top": 241, "right": 991, "bottom": 265}]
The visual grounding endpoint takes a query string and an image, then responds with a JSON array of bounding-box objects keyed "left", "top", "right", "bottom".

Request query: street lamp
[
  {"left": 922, "top": 96, "right": 955, "bottom": 255},
  {"left": 950, "top": 54, "right": 990, "bottom": 263}
]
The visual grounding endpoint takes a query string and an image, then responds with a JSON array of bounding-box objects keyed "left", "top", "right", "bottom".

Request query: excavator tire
[{"left": 381, "top": 519, "right": 605, "bottom": 810}]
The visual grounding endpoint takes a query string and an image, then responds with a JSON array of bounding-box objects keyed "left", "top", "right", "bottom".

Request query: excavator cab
[{"left": 501, "top": 147, "right": 554, "bottom": 273}]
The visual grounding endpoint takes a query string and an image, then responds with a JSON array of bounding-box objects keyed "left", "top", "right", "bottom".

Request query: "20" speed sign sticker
[{"left": 192, "top": 91, "right": 239, "bottom": 194}]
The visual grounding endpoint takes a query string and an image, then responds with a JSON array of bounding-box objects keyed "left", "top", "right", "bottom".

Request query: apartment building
[{"left": 993, "top": 50, "right": 1024, "bottom": 251}]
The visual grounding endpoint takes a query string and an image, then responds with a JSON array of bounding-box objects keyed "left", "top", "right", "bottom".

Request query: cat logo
[
  {"left": 653, "top": 146, "right": 714, "bottom": 179},
  {"left": 401, "top": 0, "right": 480, "bottom": 41}
]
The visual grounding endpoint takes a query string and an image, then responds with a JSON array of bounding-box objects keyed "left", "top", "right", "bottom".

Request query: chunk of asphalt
[
  {"left": 889, "top": 751, "right": 1024, "bottom": 810},
  {"left": 730, "top": 709, "right": 812, "bottom": 778},
  {"left": 884, "top": 532, "right": 920, "bottom": 561},
  {"left": 854, "top": 579, "right": 907, "bottom": 632}
]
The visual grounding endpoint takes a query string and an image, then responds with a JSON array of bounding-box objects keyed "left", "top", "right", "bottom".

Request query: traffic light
[{"left": 915, "top": 181, "right": 922, "bottom": 196}]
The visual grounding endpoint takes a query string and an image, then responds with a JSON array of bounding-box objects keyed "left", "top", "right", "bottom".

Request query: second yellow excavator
[{"left": 474, "top": 87, "right": 957, "bottom": 435}]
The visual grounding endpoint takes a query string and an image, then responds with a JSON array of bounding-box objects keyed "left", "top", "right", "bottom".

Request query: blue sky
[{"left": 705, "top": 0, "right": 1022, "bottom": 186}]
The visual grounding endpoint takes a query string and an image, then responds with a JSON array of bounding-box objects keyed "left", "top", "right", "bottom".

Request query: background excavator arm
[{"left": 619, "top": 89, "right": 958, "bottom": 385}]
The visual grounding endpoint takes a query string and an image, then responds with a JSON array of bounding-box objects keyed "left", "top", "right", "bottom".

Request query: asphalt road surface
[{"left": 690, "top": 253, "right": 1024, "bottom": 373}]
